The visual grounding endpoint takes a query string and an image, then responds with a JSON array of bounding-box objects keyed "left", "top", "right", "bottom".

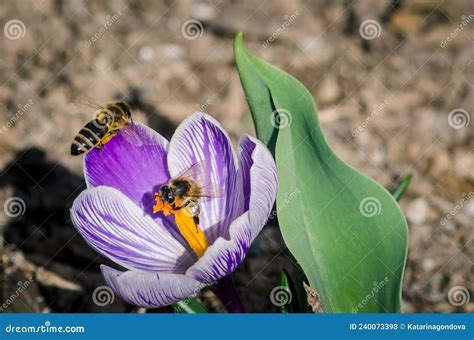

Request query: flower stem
[{"left": 213, "top": 275, "right": 246, "bottom": 313}]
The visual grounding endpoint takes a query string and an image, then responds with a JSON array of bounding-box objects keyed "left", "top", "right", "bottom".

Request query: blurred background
[{"left": 0, "top": 0, "right": 472, "bottom": 313}]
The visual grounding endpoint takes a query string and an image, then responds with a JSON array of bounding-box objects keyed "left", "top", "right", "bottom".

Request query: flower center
[{"left": 153, "top": 194, "right": 208, "bottom": 257}]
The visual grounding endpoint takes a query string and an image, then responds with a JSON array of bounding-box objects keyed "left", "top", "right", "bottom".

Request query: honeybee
[
  {"left": 155, "top": 161, "right": 221, "bottom": 226},
  {"left": 70, "top": 101, "right": 132, "bottom": 156},
  {"left": 153, "top": 161, "right": 221, "bottom": 257}
]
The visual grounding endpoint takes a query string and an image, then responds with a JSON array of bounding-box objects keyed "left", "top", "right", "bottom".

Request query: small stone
[
  {"left": 454, "top": 152, "right": 474, "bottom": 179},
  {"left": 440, "top": 220, "right": 456, "bottom": 236},
  {"left": 464, "top": 199, "right": 474, "bottom": 218},
  {"left": 372, "top": 149, "right": 386, "bottom": 165},
  {"left": 298, "top": 36, "right": 335, "bottom": 64},
  {"left": 319, "top": 75, "right": 340, "bottom": 102},
  {"left": 162, "top": 44, "right": 185, "bottom": 61},
  {"left": 422, "top": 258, "right": 436, "bottom": 272},
  {"left": 138, "top": 46, "right": 156, "bottom": 62},
  {"left": 429, "top": 146, "right": 452, "bottom": 178},
  {"left": 192, "top": 3, "right": 218, "bottom": 21},
  {"left": 406, "top": 198, "right": 429, "bottom": 225}
]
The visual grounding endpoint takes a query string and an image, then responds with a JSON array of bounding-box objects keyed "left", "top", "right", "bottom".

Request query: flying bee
[
  {"left": 155, "top": 161, "right": 222, "bottom": 227},
  {"left": 70, "top": 101, "right": 132, "bottom": 156}
]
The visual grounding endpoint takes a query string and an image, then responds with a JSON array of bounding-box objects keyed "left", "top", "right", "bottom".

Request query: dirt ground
[{"left": 0, "top": 0, "right": 472, "bottom": 313}]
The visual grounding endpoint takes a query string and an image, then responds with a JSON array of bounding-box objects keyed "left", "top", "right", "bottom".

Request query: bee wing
[
  {"left": 76, "top": 97, "right": 103, "bottom": 110},
  {"left": 176, "top": 161, "right": 224, "bottom": 199},
  {"left": 68, "top": 97, "right": 102, "bottom": 118}
]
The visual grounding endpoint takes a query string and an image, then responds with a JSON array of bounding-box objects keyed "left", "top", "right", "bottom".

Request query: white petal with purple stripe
[
  {"left": 71, "top": 186, "right": 194, "bottom": 273},
  {"left": 167, "top": 113, "right": 241, "bottom": 243},
  {"left": 186, "top": 136, "right": 277, "bottom": 282},
  {"left": 101, "top": 265, "right": 206, "bottom": 309},
  {"left": 84, "top": 122, "right": 170, "bottom": 214}
]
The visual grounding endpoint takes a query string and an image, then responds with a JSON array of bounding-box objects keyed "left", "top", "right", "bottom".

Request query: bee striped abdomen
[
  {"left": 70, "top": 101, "right": 132, "bottom": 156},
  {"left": 70, "top": 120, "right": 107, "bottom": 155}
]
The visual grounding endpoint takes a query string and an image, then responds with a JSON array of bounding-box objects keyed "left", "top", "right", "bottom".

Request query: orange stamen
[
  {"left": 153, "top": 193, "right": 208, "bottom": 257},
  {"left": 153, "top": 194, "right": 165, "bottom": 213},
  {"left": 173, "top": 207, "right": 208, "bottom": 258}
]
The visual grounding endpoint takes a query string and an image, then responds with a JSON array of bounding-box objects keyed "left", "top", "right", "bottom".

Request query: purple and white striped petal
[
  {"left": 84, "top": 122, "right": 170, "bottom": 214},
  {"left": 186, "top": 136, "right": 277, "bottom": 282},
  {"left": 101, "top": 265, "right": 206, "bottom": 308},
  {"left": 186, "top": 213, "right": 251, "bottom": 283},
  {"left": 238, "top": 135, "right": 278, "bottom": 241},
  {"left": 71, "top": 186, "right": 194, "bottom": 273},
  {"left": 167, "top": 113, "right": 241, "bottom": 243}
]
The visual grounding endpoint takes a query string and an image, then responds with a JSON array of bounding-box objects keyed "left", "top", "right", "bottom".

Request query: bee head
[
  {"left": 124, "top": 104, "right": 132, "bottom": 120},
  {"left": 116, "top": 102, "right": 132, "bottom": 121},
  {"left": 160, "top": 185, "right": 174, "bottom": 204}
]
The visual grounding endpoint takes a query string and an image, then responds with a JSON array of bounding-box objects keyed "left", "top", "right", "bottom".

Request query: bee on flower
[{"left": 70, "top": 113, "right": 277, "bottom": 308}]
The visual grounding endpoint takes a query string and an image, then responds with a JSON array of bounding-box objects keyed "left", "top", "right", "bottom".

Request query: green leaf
[
  {"left": 172, "top": 297, "right": 208, "bottom": 313},
  {"left": 292, "top": 264, "right": 314, "bottom": 313},
  {"left": 280, "top": 271, "right": 290, "bottom": 313},
  {"left": 234, "top": 33, "right": 408, "bottom": 313},
  {"left": 391, "top": 173, "right": 413, "bottom": 202},
  {"left": 234, "top": 34, "right": 278, "bottom": 154},
  {"left": 280, "top": 269, "right": 300, "bottom": 313},
  {"left": 283, "top": 256, "right": 314, "bottom": 313}
]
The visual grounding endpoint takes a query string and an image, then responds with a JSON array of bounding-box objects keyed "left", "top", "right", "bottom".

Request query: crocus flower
[{"left": 70, "top": 113, "right": 277, "bottom": 308}]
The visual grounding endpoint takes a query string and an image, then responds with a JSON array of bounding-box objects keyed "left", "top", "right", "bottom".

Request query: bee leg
[
  {"left": 172, "top": 201, "right": 200, "bottom": 231},
  {"left": 193, "top": 205, "right": 201, "bottom": 232},
  {"left": 183, "top": 200, "right": 200, "bottom": 231},
  {"left": 171, "top": 200, "right": 190, "bottom": 211},
  {"left": 97, "top": 130, "right": 118, "bottom": 149}
]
